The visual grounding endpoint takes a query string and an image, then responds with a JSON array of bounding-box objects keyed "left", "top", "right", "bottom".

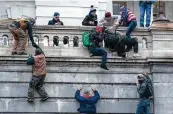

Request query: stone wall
[{"left": 0, "top": 26, "right": 173, "bottom": 113}]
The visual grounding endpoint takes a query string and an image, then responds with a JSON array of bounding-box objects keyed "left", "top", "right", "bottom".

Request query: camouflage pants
[
  {"left": 9, "top": 26, "right": 27, "bottom": 54},
  {"left": 28, "top": 75, "right": 48, "bottom": 99}
]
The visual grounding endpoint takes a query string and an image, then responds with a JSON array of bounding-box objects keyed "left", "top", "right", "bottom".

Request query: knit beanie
[
  {"left": 105, "top": 12, "right": 111, "bottom": 18},
  {"left": 54, "top": 12, "right": 60, "bottom": 17},
  {"left": 35, "top": 48, "right": 42, "bottom": 55},
  {"left": 90, "top": 5, "right": 96, "bottom": 13}
]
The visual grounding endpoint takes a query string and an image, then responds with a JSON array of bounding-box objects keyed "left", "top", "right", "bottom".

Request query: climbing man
[
  {"left": 9, "top": 17, "right": 36, "bottom": 55},
  {"left": 27, "top": 44, "right": 49, "bottom": 102},
  {"left": 75, "top": 87, "right": 100, "bottom": 114},
  {"left": 136, "top": 74, "right": 153, "bottom": 114}
]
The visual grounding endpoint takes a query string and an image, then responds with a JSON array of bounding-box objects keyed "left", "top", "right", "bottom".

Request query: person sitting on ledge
[
  {"left": 82, "top": 5, "right": 98, "bottom": 26},
  {"left": 48, "top": 12, "right": 64, "bottom": 25},
  {"left": 75, "top": 87, "right": 100, "bottom": 114},
  {"left": 89, "top": 26, "right": 109, "bottom": 70}
]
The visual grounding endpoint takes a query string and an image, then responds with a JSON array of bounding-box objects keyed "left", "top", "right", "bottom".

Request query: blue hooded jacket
[{"left": 75, "top": 90, "right": 100, "bottom": 113}]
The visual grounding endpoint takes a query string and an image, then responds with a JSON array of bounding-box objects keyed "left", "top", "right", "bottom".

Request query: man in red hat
[{"left": 98, "top": 12, "right": 120, "bottom": 30}]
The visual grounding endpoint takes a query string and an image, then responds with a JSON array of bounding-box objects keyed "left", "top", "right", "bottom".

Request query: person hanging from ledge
[
  {"left": 48, "top": 12, "right": 64, "bottom": 25},
  {"left": 82, "top": 5, "right": 98, "bottom": 26},
  {"left": 75, "top": 87, "right": 100, "bottom": 114},
  {"left": 116, "top": 6, "right": 137, "bottom": 38},
  {"left": 9, "top": 17, "right": 37, "bottom": 55},
  {"left": 27, "top": 44, "right": 49, "bottom": 102},
  {"left": 89, "top": 26, "right": 109, "bottom": 70}
]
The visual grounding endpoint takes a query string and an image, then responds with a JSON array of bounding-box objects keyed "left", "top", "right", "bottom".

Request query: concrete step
[
  {"left": 0, "top": 72, "right": 138, "bottom": 84},
  {"left": 0, "top": 46, "right": 151, "bottom": 58},
  {"left": 0, "top": 98, "right": 142, "bottom": 113},
  {"left": 0, "top": 56, "right": 153, "bottom": 114},
  {"left": 0, "top": 83, "right": 138, "bottom": 98}
]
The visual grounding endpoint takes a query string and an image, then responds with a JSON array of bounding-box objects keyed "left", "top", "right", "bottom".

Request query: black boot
[
  {"left": 40, "top": 96, "right": 49, "bottom": 101},
  {"left": 18, "top": 52, "right": 27, "bottom": 55},
  {"left": 100, "top": 64, "right": 109, "bottom": 70},
  {"left": 27, "top": 98, "right": 34, "bottom": 103},
  {"left": 12, "top": 52, "right": 18, "bottom": 55}
]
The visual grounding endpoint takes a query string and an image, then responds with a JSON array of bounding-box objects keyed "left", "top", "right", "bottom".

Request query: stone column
[
  {"left": 148, "top": 58, "right": 173, "bottom": 114},
  {"left": 150, "top": 18, "right": 173, "bottom": 57}
]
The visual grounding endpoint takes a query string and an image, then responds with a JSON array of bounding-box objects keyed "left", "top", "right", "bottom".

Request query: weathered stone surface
[
  {"left": 0, "top": 98, "right": 153, "bottom": 113},
  {"left": 154, "top": 98, "right": 173, "bottom": 114},
  {"left": 0, "top": 72, "right": 138, "bottom": 84},
  {"left": 153, "top": 73, "right": 173, "bottom": 83},
  {"left": 154, "top": 83, "right": 173, "bottom": 97},
  {"left": 0, "top": 66, "right": 149, "bottom": 73},
  {"left": 0, "top": 83, "right": 138, "bottom": 98}
]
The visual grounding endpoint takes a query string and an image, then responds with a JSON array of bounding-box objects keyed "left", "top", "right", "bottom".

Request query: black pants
[
  {"left": 28, "top": 75, "right": 48, "bottom": 99},
  {"left": 116, "top": 39, "right": 126, "bottom": 58},
  {"left": 124, "top": 37, "right": 138, "bottom": 53}
]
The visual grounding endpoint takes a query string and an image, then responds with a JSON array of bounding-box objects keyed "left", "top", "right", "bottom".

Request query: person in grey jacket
[
  {"left": 136, "top": 74, "right": 151, "bottom": 114},
  {"left": 98, "top": 12, "right": 121, "bottom": 30}
]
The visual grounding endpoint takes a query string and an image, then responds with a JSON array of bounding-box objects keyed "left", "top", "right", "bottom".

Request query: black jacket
[
  {"left": 82, "top": 15, "right": 98, "bottom": 26},
  {"left": 137, "top": 80, "right": 150, "bottom": 99},
  {"left": 75, "top": 90, "right": 100, "bottom": 113},
  {"left": 48, "top": 19, "right": 64, "bottom": 25}
]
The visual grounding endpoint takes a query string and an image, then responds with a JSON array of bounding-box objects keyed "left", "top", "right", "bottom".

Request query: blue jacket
[{"left": 75, "top": 90, "right": 100, "bottom": 113}]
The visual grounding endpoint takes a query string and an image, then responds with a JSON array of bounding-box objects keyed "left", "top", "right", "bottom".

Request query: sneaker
[
  {"left": 100, "top": 65, "right": 109, "bottom": 70},
  {"left": 40, "top": 96, "right": 49, "bottom": 101},
  {"left": 12, "top": 52, "right": 18, "bottom": 55},
  {"left": 27, "top": 98, "right": 34, "bottom": 103},
  {"left": 18, "top": 52, "right": 27, "bottom": 55},
  {"left": 90, "top": 53, "right": 93, "bottom": 57},
  {"left": 133, "top": 53, "right": 141, "bottom": 58}
]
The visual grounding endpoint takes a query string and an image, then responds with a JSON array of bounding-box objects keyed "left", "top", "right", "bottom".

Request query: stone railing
[
  {"left": 0, "top": 24, "right": 173, "bottom": 58},
  {"left": 0, "top": 25, "right": 152, "bottom": 57}
]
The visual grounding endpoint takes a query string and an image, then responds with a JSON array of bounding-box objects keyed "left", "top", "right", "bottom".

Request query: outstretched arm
[{"left": 26, "top": 22, "right": 35, "bottom": 45}]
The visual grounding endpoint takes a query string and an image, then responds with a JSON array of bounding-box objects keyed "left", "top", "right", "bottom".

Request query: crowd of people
[{"left": 7, "top": 2, "right": 154, "bottom": 114}]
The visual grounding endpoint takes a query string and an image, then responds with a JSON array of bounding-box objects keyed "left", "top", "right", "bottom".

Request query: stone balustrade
[{"left": 0, "top": 25, "right": 153, "bottom": 57}]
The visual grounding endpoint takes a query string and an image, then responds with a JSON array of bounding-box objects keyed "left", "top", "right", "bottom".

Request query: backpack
[{"left": 82, "top": 31, "right": 91, "bottom": 47}]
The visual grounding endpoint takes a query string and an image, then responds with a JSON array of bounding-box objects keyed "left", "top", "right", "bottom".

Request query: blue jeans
[
  {"left": 126, "top": 21, "right": 137, "bottom": 38},
  {"left": 136, "top": 99, "right": 150, "bottom": 114},
  {"left": 90, "top": 48, "right": 107, "bottom": 66},
  {"left": 140, "top": 3, "right": 152, "bottom": 27}
]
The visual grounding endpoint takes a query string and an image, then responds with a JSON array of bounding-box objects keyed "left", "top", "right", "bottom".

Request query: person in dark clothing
[
  {"left": 48, "top": 12, "right": 64, "bottom": 25},
  {"left": 9, "top": 17, "right": 36, "bottom": 55},
  {"left": 103, "top": 30, "right": 127, "bottom": 58},
  {"left": 124, "top": 37, "right": 140, "bottom": 57},
  {"left": 75, "top": 87, "right": 100, "bottom": 114},
  {"left": 27, "top": 44, "right": 49, "bottom": 102},
  {"left": 136, "top": 74, "right": 151, "bottom": 114},
  {"left": 89, "top": 26, "right": 109, "bottom": 70},
  {"left": 82, "top": 5, "right": 98, "bottom": 26}
]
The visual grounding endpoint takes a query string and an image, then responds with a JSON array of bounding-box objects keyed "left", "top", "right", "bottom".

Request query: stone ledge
[
  {"left": 0, "top": 98, "right": 153, "bottom": 113},
  {"left": 0, "top": 83, "right": 138, "bottom": 98}
]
